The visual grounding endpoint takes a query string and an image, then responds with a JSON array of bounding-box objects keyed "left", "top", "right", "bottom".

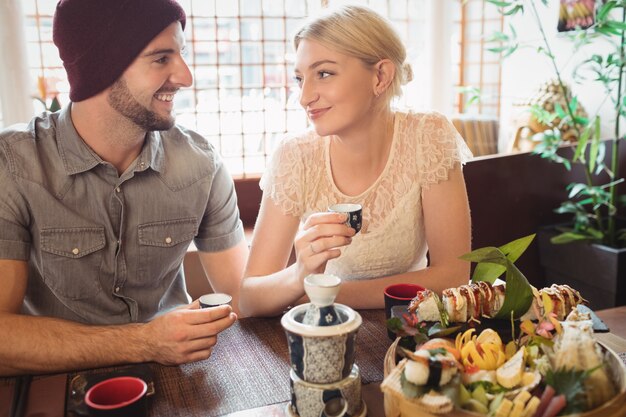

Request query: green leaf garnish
[
  {"left": 427, "top": 347, "right": 448, "bottom": 357},
  {"left": 459, "top": 235, "right": 534, "bottom": 319},
  {"left": 545, "top": 367, "right": 597, "bottom": 414}
]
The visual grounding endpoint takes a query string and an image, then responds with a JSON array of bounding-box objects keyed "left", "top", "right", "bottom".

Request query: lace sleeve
[
  {"left": 415, "top": 112, "right": 473, "bottom": 189},
  {"left": 259, "top": 134, "right": 306, "bottom": 217}
]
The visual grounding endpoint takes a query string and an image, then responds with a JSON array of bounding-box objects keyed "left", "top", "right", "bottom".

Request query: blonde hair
[{"left": 294, "top": 5, "right": 412, "bottom": 102}]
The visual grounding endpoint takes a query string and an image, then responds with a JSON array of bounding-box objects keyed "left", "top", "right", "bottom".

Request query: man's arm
[
  {"left": 0, "top": 259, "right": 236, "bottom": 376},
  {"left": 197, "top": 239, "right": 249, "bottom": 317}
]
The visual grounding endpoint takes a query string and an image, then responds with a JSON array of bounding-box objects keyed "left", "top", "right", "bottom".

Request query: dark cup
[
  {"left": 85, "top": 376, "right": 148, "bottom": 417},
  {"left": 328, "top": 203, "right": 362, "bottom": 233},
  {"left": 199, "top": 293, "right": 232, "bottom": 309},
  {"left": 384, "top": 283, "right": 425, "bottom": 322}
]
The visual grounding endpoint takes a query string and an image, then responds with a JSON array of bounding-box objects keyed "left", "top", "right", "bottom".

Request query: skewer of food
[{"left": 407, "top": 282, "right": 587, "bottom": 323}]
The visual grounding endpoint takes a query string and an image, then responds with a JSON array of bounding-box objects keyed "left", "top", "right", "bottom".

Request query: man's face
[{"left": 107, "top": 21, "right": 192, "bottom": 131}]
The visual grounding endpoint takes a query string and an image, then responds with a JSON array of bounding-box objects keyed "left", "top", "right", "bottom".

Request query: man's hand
[{"left": 142, "top": 302, "right": 237, "bottom": 365}]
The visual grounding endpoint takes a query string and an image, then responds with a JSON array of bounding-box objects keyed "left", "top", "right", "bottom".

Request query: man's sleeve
[
  {"left": 0, "top": 147, "right": 31, "bottom": 260},
  {"left": 193, "top": 156, "right": 244, "bottom": 252}
]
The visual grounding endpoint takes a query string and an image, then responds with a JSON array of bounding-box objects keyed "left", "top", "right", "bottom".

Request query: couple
[{"left": 0, "top": 0, "right": 471, "bottom": 376}]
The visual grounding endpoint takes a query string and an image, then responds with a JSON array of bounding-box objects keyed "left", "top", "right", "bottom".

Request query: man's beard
[{"left": 108, "top": 78, "right": 175, "bottom": 131}]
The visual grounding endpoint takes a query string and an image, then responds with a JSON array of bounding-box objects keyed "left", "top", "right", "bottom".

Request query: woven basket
[{"left": 380, "top": 338, "right": 626, "bottom": 417}]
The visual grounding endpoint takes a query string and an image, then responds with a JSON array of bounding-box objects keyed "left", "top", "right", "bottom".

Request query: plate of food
[{"left": 381, "top": 281, "right": 625, "bottom": 417}]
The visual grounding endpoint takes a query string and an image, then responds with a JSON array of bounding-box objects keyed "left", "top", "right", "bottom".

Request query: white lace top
[{"left": 260, "top": 111, "right": 473, "bottom": 280}]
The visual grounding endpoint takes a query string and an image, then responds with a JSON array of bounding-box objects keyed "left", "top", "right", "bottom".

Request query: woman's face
[{"left": 294, "top": 39, "right": 378, "bottom": 137}]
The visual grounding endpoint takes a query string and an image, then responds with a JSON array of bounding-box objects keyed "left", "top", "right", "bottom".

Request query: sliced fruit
[
  {"left": 495, "top": 398, "right": 513, "bottom": 417},
  {"left": 513, "top": 390, "right": 531, "bottom": 406},
  {"left": 459, "top": 384, "right": 472, "bottom": 405},
  {"left": 522, "top": 396, "right": 540, "bottom": 417},
  {"left": 509, "top": 400, "right": 525, "bottom": 417},
  {"left": 476, "top": 328, "right": 503, "bottom": 346},
  {"left": 496, "top": 348, "right": 525, "bottom": 388},
  {"left": 464, "top": 398, "right": 489, "bottom": 415},
  {"left": 489, "top": 392, "right": 505, "bottom": 415},
  {"left": 471, "top": 384, "right": 489, "bottom": 408}
]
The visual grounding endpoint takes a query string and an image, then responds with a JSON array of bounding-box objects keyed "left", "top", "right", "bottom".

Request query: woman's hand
[{"left": 293, "top": 212, "right": 355, "bottom": 281}]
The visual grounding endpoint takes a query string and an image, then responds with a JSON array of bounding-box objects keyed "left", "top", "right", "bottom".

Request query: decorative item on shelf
[
  {"left": 281, "top": 274, "right": 366, "bottom": 417},
  {"left": 487, "top": 0, "right": 626, "bottom": 308},
  {"left": 510, "top": 79, "right": 588, "bottom": 152},
  {"left": 33, "top": 76, "right": 61, "bottom": 112}
]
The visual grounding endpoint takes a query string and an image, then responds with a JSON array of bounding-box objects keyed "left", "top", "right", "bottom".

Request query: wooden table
[{"left": 2, "top": 306, "right": 626, "bottom": 417}]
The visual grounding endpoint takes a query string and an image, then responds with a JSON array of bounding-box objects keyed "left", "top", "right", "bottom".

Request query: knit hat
[{"left": 53, "top": 0, "right": 186, "bottom": 102}]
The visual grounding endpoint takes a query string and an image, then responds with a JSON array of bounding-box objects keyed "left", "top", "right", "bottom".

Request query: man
[{"left": 0, "top": 0, "right": 248, "bottom": 376}]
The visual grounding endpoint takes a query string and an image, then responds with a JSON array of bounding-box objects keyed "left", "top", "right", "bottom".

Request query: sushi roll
[
  {"left": 403, "top": 340, "right": 460, "bottom": 386},
  {"left": 407, "top": 289, "right": 441, "bottom": 322}
]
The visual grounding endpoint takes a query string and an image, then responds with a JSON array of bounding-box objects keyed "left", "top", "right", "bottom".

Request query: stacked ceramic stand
[{"left": 281, "top": 274, "right": 367, "bottom": 417}]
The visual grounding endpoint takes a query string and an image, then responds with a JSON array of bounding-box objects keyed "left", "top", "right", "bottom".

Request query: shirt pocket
[
  {"left": 137, "top": 218, "right": 198, "bottom": 284},
  {"left": 40, "top": 227, "right": 106, "bottom": 300}
]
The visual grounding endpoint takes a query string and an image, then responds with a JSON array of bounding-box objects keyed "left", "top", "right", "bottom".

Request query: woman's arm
[
  {"left": 240, "top": 194, "right": 354, "bottom": 317},
  {"left": 334, "top": 164, "right": 472, "bottom": 309}
]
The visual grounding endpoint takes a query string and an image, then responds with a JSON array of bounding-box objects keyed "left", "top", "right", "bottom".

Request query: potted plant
[{"left": 485, "top": 0, "right": 625, "bottom": 309}]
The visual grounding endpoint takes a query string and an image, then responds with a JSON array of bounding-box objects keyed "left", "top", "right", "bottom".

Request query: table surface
[{"left": 1, "top": 306, "right": 626, "bottom": 417}]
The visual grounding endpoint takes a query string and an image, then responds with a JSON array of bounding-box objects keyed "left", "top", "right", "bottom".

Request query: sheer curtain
[{"left": 0, "top": 0, "right": 33, "bottom": 129}]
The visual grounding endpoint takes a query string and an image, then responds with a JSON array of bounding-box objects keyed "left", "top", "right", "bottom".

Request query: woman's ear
[{"left": 372, "top": 59, "right": 396, "bottom": 97}]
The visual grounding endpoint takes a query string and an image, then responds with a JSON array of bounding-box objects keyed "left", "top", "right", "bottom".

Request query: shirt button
[
  {"left": 115, "top": 287, "right": 120, "bottom": 293},
  {"left": 139, "top": 162, "right": 146, "bottom": 168},
  {"left": 115, "top": 187, "right": 121, "bottom": 193},
  {"left": 165, "top": 237, "right": 172, "bottom": 244},
  {"left": 72, "top": 248, "right": 80, "bottom": 255}
]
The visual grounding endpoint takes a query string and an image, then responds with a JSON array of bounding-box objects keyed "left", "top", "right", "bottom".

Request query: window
[
  {"left": 452, "top": 0, "right": 504, "bottom": 117},
  {"left": 22, "top": 0, "right": 428, "bottom": 178}
]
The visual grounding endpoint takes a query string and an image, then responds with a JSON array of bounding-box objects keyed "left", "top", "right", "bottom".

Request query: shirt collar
[{"left": 57, "top": 104, "right": 165, "bottom": 175}]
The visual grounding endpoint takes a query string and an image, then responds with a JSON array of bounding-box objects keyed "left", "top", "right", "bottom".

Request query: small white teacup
[{"left": 199, "top": 293, "right": 232, "bottom": 309}]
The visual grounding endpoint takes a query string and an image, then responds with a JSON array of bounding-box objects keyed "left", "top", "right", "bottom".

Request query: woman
[{"left": 239, "top": 5, "right": 472, "bottom": 317}]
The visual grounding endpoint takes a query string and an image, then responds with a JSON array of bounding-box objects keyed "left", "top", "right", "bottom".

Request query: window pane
[
  {"left": 264, "top": 42, "right": 285, "bottom": 64},
  {"left": 241, "top": 0, "right": 263, "bottom": 16},
  {"left": 242, "top": 66, "right": 263, "bottom": 88},
  {"left": 263, "top": 18, "right": 285, "bottom": 40},
  {"left": 242, "top": 42, "right": 262, "bottom": 64},
  {"left": 241, "top": 18, "right": 262, "bottom": 40},
  {"left": 192, "top": 41, "right": 217, "bottom": 65},
  {"left": 191, "top": 18, "right": 216, "bottom": 41}
]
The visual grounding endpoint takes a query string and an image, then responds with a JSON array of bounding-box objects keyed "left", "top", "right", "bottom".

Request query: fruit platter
[{"left": 380, "top": 236, "right": 626, "bottom": 417}]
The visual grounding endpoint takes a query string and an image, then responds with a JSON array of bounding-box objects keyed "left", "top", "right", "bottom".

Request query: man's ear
[{"left": 372, "top": 59, "right": 396, "bottom": 97}]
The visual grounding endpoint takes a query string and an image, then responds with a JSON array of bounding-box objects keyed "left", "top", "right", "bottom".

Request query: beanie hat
[{"left": 53, "top": 0, "right": 186, "bottom": 102}]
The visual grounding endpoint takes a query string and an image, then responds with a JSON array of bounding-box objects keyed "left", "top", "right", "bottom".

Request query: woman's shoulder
[
  {"left": 278, "top": 129, "right": 321, "bottom": 148},
  {"left": 396, "top": 109, "right": 452, "bottom": 127}
]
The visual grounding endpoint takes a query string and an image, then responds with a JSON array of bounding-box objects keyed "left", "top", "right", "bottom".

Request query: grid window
[
  {"left": 23, "top": 0, "right": 428, "bottom": 178},
  {"left": 452, "top": 0, "right": 504, "bottom": 117}
]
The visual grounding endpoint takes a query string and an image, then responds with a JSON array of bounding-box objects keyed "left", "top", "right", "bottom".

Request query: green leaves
[
  {"left": 486, "top": 0, "right": 625, "bottom": 249},
  {"left": 545, "top": 367, "right": 595, "bottom": 414},
  {"left": 460, "top": 235, "right": 535, "bottom": 319}
]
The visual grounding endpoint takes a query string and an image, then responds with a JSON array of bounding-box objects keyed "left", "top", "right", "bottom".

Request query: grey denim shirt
[{"left": 0, "top": 105, "right": 244, "bottom": 324}]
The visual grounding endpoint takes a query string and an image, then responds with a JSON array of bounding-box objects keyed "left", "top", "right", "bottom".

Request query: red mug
[
  {"left": 85, "top": 376, "right": 148, "bottom": 417},
  {"left": 383, "top": 283, "right": 425, "bottom": 320}
]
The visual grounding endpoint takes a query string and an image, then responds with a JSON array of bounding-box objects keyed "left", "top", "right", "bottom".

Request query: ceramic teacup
[
  {"left": 328, "top": 203, "right": 362, "bottom": 233},
  {"left": 383, "top": 283, "right": 425, "bottom": 320},
  {"left": 85, "top": 376, "right": 148, "bottom": 417},
  {"left": 282, "top": 303, "right": 362, "bottom": 384},
  {"left": 288, "top": 365, "right": 366, "bottom": 417},
  {"left": 199, "top": 293, "right": 232, "bottom": 309},
  {"left": 302, "top": 274, "right": 343, "bottom": 327}
]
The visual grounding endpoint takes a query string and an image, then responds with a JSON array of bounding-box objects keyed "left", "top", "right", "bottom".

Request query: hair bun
[{"left": 401, "top": 62, "right": 413, "bottom": 85}]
